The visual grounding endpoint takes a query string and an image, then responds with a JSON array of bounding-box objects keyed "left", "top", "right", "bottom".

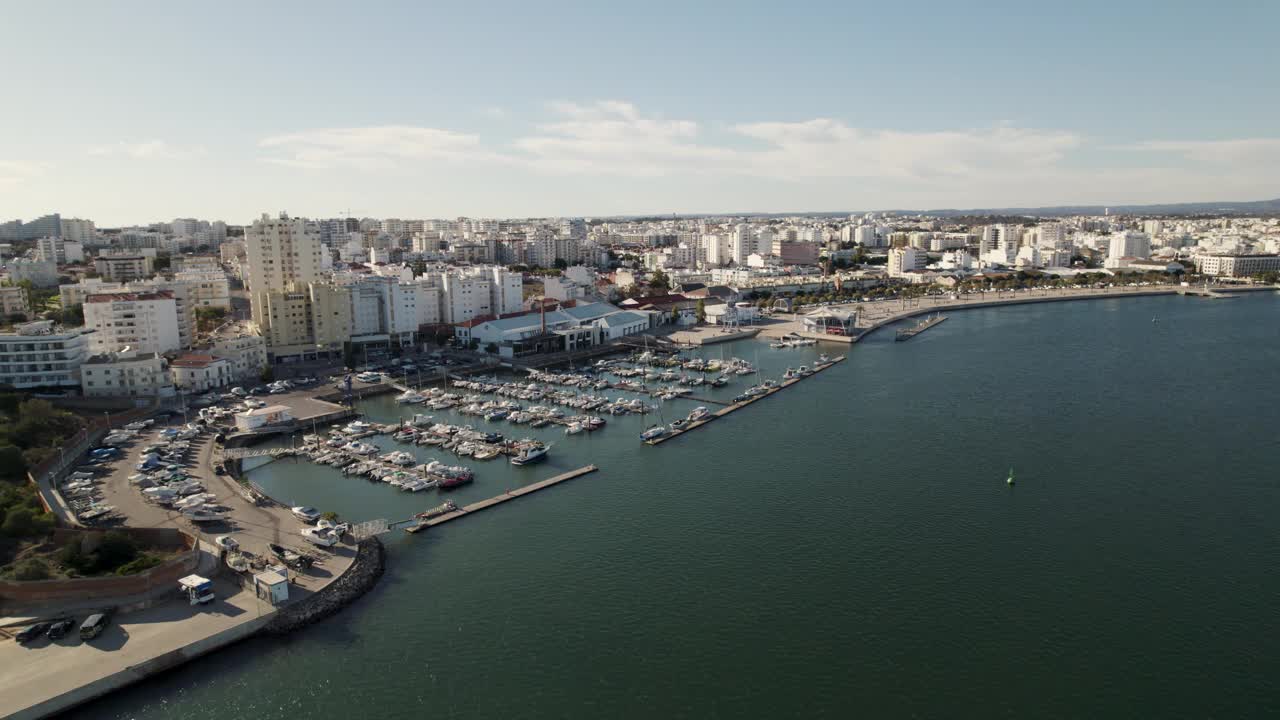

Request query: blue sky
[{"left": 2, "top": 0, "right": 1278, "bottom": 225}]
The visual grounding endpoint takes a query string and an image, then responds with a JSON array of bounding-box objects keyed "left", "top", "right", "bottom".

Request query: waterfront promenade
[{"left": 760, "top": 283, "right": 1276, "bottom": 343}]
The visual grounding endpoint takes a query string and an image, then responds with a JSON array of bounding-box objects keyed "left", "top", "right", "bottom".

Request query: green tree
[
  {"left": 260, "top": 366, "right": 275, "bottom": 382},
  {"left": 649, "top": 269, "right": 670, "bottom": 292},
  {"left": 553, "top": 258, "right": 569, "bottom": 270},
  {"left": 2, "top": 507, "right": 53, "bottom": 538},
  {"left": 153, "top": 255, "right": 172, "bottom": 272},
  {"left": 0, "top": 446, "right": 27, "bottom": 481},
  {"left": 60, "top": 303, "right": 84, "bottom": 326},
  {"left": 194, "top": 306, "right": 228, "bottom": 332},
  {"left": 695, "top": 299, "right": 706, "bottom": 323},
  {"left": 12, "top": 558, "right": 50, "bottom": 581},
  {"left": 92, "top": 531, "right": 138, "bottom": 572}
]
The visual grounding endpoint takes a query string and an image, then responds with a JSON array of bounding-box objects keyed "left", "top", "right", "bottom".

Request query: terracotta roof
[{"left": 170, "top": 354, "right": 223, "bottom": 368}]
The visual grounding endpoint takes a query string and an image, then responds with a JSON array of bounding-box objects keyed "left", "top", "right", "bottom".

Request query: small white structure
[
  {"left": 253, "top": 570, "right": 290, "bottom": 606},
  {"left": 235, "top": 404, "right": 293, "bottom": 432},
  {"left": 178, "top": 574, "right": 216, "bottom": 605}
]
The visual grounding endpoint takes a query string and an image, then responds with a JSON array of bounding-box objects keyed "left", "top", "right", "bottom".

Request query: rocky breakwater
[{"left": 266, "top": 536, "right": 385, "bottom": 635}]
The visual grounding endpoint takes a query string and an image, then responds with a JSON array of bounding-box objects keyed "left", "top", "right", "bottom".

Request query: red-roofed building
[{"left": 169, "top": 353, "right": 233, "bottom": 392}]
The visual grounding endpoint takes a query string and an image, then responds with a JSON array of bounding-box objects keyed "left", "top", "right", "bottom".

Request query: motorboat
[
  {"left": 301, "top": 527, "right": 339, "bottom": 547},
  {"left": 510, "top": 443, "right": 550, "bottom": 466},
  {"left": 640, "top": 425, "right": 667, "bottom": 441},
  {"left": 688, "top": 407, "right": 711, "bottom": 422},
  {"left": 226, "top": 553, "right": 249, "bottom": 572},
  {"left": 564, "top": 422, "right": 584, "bottom": 435},
  {"left": 183, "top": 508, "right": 226, "bottom": 523},
  {"left": 395, "top": 390, "right": 426, "bottom": 404}
]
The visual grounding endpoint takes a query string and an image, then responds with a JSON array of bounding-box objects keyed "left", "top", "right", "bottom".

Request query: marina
[
  {"left": 404, "top": 465, "right": 599, "bottom": 532},
  {"left": 645, "top": 355, "right": 847, "bottom": 445}
]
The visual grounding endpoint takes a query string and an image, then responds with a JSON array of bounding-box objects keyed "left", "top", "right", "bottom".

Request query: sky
[{"left": 2, "top": 0, "right": 1278, "bottom": 226}]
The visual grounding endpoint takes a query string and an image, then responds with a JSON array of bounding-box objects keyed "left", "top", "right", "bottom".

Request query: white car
[{"left": 214, "top": 535, "right": 239, "bottom": 551}]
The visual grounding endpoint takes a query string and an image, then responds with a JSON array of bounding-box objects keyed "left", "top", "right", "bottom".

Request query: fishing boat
[{"left": 1007, "top": 468, "right": 1016, "bottom": 486}]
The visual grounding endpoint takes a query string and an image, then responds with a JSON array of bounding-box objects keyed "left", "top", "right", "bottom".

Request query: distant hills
[{"left": 623, "top": 197, "right": 1280, "bottom": 221}]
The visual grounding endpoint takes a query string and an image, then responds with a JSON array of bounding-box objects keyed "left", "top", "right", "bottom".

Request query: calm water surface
[{"left": 74, "top": 293, "right": 1280, "bottom": 719}]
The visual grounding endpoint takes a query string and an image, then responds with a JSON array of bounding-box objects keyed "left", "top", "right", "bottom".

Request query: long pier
[
  {"left": 646, "top": 356, "right": 847, "bottom": 446},
  {"left": 404, "top": 464, "right": 600, "bottom": 532},
  {"left": 895, "top": 314, "right": 948, "bottom": 341}
]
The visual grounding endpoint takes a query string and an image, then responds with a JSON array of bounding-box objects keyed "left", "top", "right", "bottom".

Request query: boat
[
  {"left": 183, "top": 508, "right": 226, "bottom": 523},
  {"left": 670, "top": 418, "right": 688, "bottom": 430},
  {"left": 1007, "top": 468, "right": 1015, "bottom": 486},
  {"left": 688, "top": 406, "right": 710, "bottom": 422},
  {"left": 510, "top": 444, "right": 550, "bottom": 466},
  {"left": 438, "top": 474, "right": 474, "bottom": 489},
  {"left": 268, "top": 543, "right": 313, "bottom": 569},
  {"left": 640, "top": 424, "right": 667, "bottom": 441},
  {"left": 226, "top": 553, "right": 249, "bottom": 572},
  {"left": 564, "top": 422, "right": 584, "bottom": 435},
  {"left": 395, "top": 390, "right": 425, "bottom": 404},
  {"left": 416, "top": 500, "right": 459, "bottom": 520}
]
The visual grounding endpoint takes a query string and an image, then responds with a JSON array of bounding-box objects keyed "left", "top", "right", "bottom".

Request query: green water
[{"left": 73, "top": 293, "right": 1280, "bottom": 718}]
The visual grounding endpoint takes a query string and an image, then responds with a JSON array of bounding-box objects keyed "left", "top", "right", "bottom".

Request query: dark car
[
  {"left": 15, "top": 622, "right": 51, "bottom": 644},
  {"left": 79, "top": 613, "right": 110, "bottom": 641},
  {"left": 47, "top": 618, "right": 75, "bottom": 640}
]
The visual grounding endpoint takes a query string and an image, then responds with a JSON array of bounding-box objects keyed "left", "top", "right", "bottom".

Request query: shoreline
[{"left": 760, "top": 284, "right": 1277, "bottom": 344}]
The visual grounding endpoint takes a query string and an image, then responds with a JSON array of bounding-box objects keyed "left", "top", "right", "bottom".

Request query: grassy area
[{"left": 1, "top": 528, "right": 182, "bottom": 581}]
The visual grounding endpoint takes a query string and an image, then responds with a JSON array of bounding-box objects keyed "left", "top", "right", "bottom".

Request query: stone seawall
[{"left": 266, "top": 536, "right": 385, "bottom": 635}]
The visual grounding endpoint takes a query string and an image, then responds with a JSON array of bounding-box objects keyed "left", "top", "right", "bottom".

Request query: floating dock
[
  {"left": 404, "top": 464, "right": 599, "bottom": 532},
  {"left": 895, "top": 314, "right": 948, "bottom": 341},
  {"left": 646, "top": 356, "right": 846, "bottom": 446}
]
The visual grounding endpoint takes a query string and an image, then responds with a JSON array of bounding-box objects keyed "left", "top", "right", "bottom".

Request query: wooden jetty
[
  {"left": 895, "top": 314, "right": 948, "bottom": 341},
  {"left": 404, "top": 464, "right": 600, "bottom": 533},
  {"left": 646, "top": 356, "right": 846, "bottom": 446}
]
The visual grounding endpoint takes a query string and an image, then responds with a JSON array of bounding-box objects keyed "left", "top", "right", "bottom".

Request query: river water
[{"left": 74, "top": 292, "right": 1280, "bottom": 719}]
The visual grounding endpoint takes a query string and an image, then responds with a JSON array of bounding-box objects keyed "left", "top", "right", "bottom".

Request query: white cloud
[
  {"left": 258, "top": 126, "right": 501, "bottom": 170},
  {"left": 732, "top": 120, "right": 1082, "bottom": 182},
  {"left": 511, "top": 100, "right": 736, "bottom": 176},
  {"left": 0, "top": 160, "right": 50, "bottom": 187},
  {"left": 88, "top": 140, "right": 207, "bottom": 160},
  {"left": 1127, "top": 138, "right": 1280, "bottom": 166},
  {"left": 479, "top": 106, "right": 508, "bottom": 120}
]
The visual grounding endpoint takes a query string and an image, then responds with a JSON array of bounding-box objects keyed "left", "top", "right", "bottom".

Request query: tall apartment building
[
  {"left": 245, "top": 212, "right": 323, "bottom": 328},
  {"left": 83, "top": 291, "right": 181, "bottom": 356},
  {"left": 35, "top": 237, "right": 85, "bottom": 264},
  {"left": 1106, "top": 230, "right": 1151, "bottom": 265},
  {"left": 94, "top": 254, "right": 154, "bottom": 282},
  {"left": 173, "top": 270, "right": 231, "bottom": 309},
  {"left": 888, "top": 247, "right": 926, "bottom": 277},
  {"left": 0, "top": 321, "right": 92, "bottom": 389},
  {"left": 6, "top": 258, "right": 58, "bottom": 287},
  {"left": 59, "top": 218, "right": 96, "bottom": 244}
]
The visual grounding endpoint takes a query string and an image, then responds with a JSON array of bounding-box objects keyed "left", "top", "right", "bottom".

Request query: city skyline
[{"left": 3, "top": 1, "right": 1280, "bottom": 224}]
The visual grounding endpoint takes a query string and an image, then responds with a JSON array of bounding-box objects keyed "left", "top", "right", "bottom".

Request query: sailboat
[{"left": 1006, "top": 468, "right": 1015, "bottom": 486}]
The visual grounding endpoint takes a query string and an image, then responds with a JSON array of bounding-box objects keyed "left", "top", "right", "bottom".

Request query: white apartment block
[
  {"left": 888, "top": 247, "right": 927, "bottom": 277},
  {"left": 173, "top": 270, "right": 231, "bottom": 309},
  {"left": 210, "top": 334, "right": 267, "bottom": 380},
  {"left": 0, "top": 321, "right": 91, "bottom": 389},
  {"left": 1106, "top": 230, "right": 1151, "bottom": 267},
  {"left": 6, "top": 258, "right": 58, "bottom": 287},
  {"left": 246, "top": 212, "right": 323, "bottom": 327},
  {"left": 59, "top": 218, "right": 96, "bottom": 244},
  {"left": 0, "top": 286, "right": 31, "bottom": 320},
  {"left": 170, "top": 354, "right": 234, "bottom": 392},
  {"left": 35, "top": 237, "right": 85, "bottom": 264},
  {"left": 1195, "top": 254, "right": 1280, "bottom": 277},
  {"left": 94, "top": 254, "right": 153, "bottom": 282},
  {"left": 81, "top": 350, "right": 174, "bottom": 398},
  {"left": 83, "top": 291, "right": 181, "bottom": 356}
]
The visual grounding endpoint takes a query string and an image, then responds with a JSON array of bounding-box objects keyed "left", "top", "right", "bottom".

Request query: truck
[{"left": 178, "top": 574, "right": 216, "bottom": 605}]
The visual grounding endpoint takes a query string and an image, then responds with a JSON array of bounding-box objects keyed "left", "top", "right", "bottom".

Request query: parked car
[
  {"left": 15, "top": 622, "right": 51, "bottom": 644},
  {"left": 79, "top": 613, "right": 110, "bottom": 641},
  {"left": 47, "top": 618, "right": 76, "bottom": 640}
]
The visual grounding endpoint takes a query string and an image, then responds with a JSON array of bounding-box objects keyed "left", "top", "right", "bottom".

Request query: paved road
[{"left": 0, "top": 577, "right": 271, "bottom": 720}]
